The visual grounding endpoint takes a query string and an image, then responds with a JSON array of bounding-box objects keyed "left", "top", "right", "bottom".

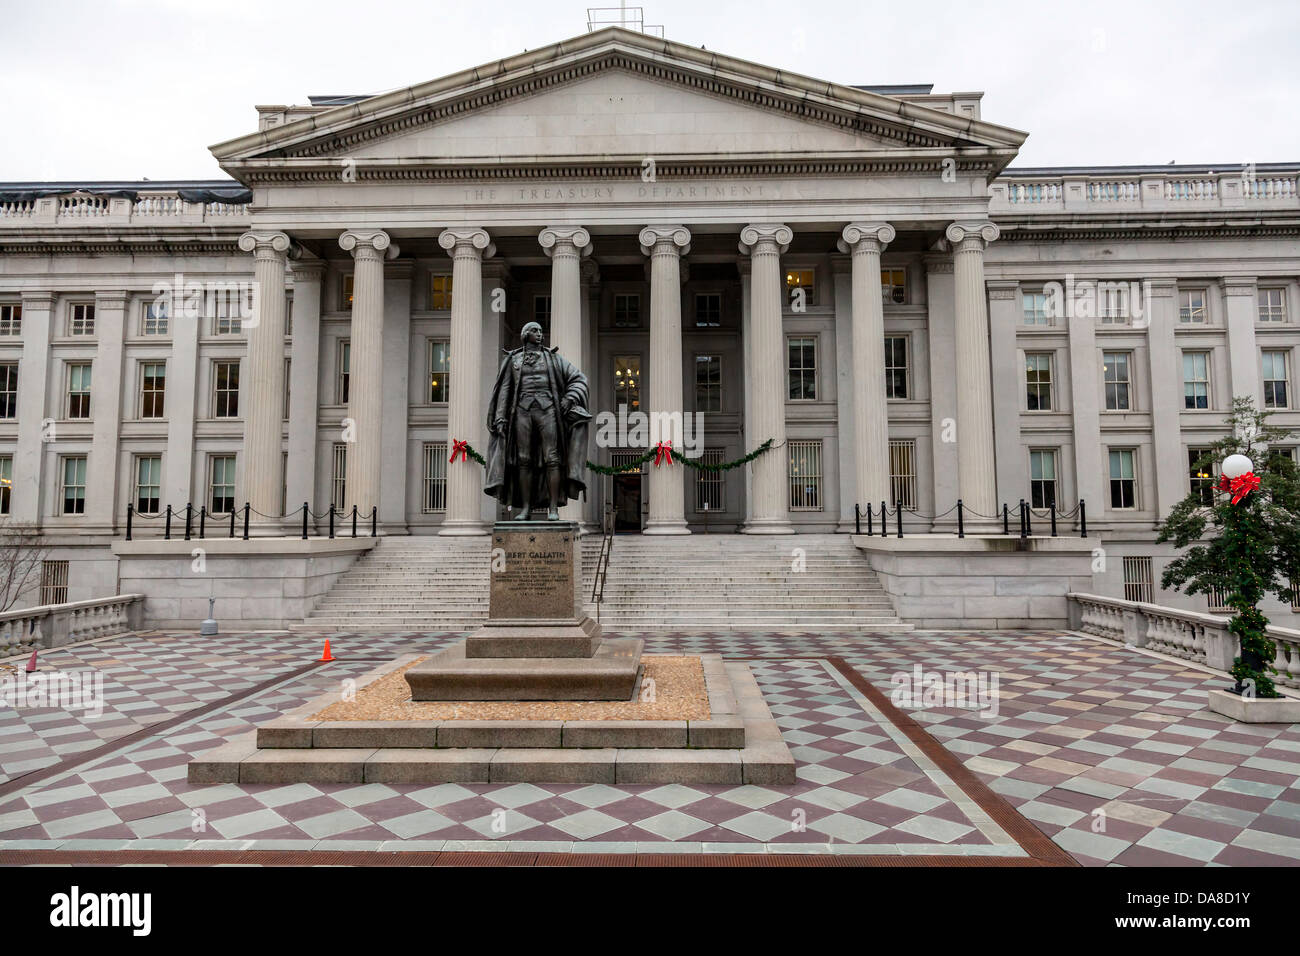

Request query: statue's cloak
[{"left": 483, "top": 346, "right": 590, "bottom": 509}]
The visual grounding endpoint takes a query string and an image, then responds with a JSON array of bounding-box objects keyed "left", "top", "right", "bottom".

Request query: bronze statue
[{"left": 484, "top": 321, "right": 591, "bottom": 520}]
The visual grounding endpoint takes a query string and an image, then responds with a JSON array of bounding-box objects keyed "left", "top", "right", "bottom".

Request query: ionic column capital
[
  {"left": 438, "top": 227, "right": 495, "bottom": 260},
  {"left": 944, "top": 221, "right": 1000, "bottom": 250},
  {"left": 538, "top": 225, "right": 591, "bottom": 258},
  {"left": 339, "top": 229, "right": 398, "bottom": 260},
  {"left": 238, "top": 230, "right": 293, "bottom": 260},
  {"left": 638, "top": 224, "right": 691, "bottom": 257},
  {"left": 837, "top": 222, "right": 895, "bottom": 254},
  {"left": 739, "top": 223, "right": 792, "bottom": 256}
]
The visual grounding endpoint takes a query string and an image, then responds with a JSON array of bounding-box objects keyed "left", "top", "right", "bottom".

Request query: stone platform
[
  {"left": 188, "top": 654, "right": 795, "bottom": 786},
  {"left": 406, "top": 636, "right": 643, "bottom": 701}
]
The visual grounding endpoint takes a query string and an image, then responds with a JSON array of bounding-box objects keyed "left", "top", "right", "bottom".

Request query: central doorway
[{"left": 609, "top": 451, "right": 644, "bottom": 533}]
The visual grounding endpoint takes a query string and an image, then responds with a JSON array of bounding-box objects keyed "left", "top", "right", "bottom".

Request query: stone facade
[{"left": 0, "top": 28, "right": 1297, "bottom": 621}]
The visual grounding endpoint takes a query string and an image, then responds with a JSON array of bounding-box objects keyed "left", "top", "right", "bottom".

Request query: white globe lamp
[{"left": 1221, "top": 454, "right": 1253, "bottom": 480}]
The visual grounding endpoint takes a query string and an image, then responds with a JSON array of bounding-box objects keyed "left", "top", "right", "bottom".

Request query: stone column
[
  {"left": 987, "top": 280, "right": 1023, "bottom": 505},
  {"left": 14, "top": 293, "right": 54, "bottom": 525},
  {"left": 924, "top": 255, "right": 959, "bottom": 531},
  {"left": 480, "top": 260, "right": 509, "bottom": 526},
  {"left": 87, "top": 290, "right": 128, "bottom": 531},
  {"left": 639, "top": 225, "right": 691, "bottom": 535},
  {"left": 339, "top": 229, "right": 396, "bottom": 522},
  {"left": 831, "top": 254, "right": 856, "bottom": 531},
  {"left": 237, "top": 230, "right": 291, "bottom": 526},
  {"left": 580, "top": 259, "right": 602, "bottom": 533},
  {"left": 945, "top": 221, "right": 1001, "bottom": 527},
  {"left": 1067, "top": 286, "right": 1103, "bottom": 525},
  {"left": 164, "top": 286, "right": 199, "bottom": 512},
  {"left": 286, "top": 262, "right": 323, "bottom": 519},
  {"left": 739, "top": 223, "right": 795, "bottom": 534},
  {"left": 1145, "top": 279, "right": 1183, "bottom": 522},
  {"left": 838, "top": 223, "right": 895, "bottom": 514},
  {"left": 539, "top": 226, "right": 591, "bottom": 524},
  {"left": 1224, "top": 276, "right": 1261, "bottom": 405},
  {"left": 439, "top": 227, "right": 495, "bottom": 535},
  {"left": 380, "top": 261, "right": 412, "bottom": 533}
]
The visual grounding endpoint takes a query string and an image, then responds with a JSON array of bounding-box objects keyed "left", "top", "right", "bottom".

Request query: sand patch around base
[{"left": 309, "top": 654, "right": 710, "bottom": 721}]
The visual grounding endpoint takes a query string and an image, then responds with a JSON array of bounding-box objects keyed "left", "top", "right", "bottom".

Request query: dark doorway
[{"left": 612, "top": 472, "right": 642, "bottom": 533}]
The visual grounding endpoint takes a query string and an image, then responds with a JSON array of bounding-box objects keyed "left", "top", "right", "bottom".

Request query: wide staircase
[
  {"left": 297, "top": 532, "right": 909, "bottom": 632},
  {"left": 591, "top": 533, "right": 909, "bottom": 630}
]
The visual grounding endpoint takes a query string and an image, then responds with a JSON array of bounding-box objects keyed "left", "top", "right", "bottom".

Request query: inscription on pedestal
[{"left": 489, "top": 522, "right": 579, "bottom": 621}]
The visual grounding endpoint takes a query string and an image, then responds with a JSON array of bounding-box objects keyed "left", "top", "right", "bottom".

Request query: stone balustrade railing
[
  {"left": 0, "top": 192, "right": 249, "bottom": 227},
  {"left": 991, "top": 171, "right": 1299, "bottom": 215},
  {"left": 0, "top": 594, "right": 143, "bottom": 657},
  {"left": 1068, "top": 592, "right": 1300, "bottom": 690}
]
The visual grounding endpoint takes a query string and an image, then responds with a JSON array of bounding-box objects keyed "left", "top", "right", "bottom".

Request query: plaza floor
[{"left": 0, "top": 628, "right": 1297, "bottom": 866}]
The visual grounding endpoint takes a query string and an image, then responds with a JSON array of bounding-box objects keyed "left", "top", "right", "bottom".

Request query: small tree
[
  {"left": 0, "top": 523, "right": 50, "bottom": 612},
  {"left": 1156, "top": 399, "right": 1300, "bottom": 697}
]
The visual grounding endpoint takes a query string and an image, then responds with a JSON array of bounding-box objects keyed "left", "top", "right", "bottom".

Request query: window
[
  {"left": 423, "top": 441, "right": 447, "bottom": 513},
  {"left": 40, "top": 560, "right": 69, "bottom": 605},
  {"left": 1103, "top": 351, "right": 1131, "bottom": 411},
  {"left": 331, "top": 443, "right": 347, "bottom": 511},
  {"left": 1022, "top": 291, "right": 1051, "bottom": 326},
  {"left": 1030, "top": 449, "right": 1058, "bottom": 509},
  {"left": 1025, "top": 352, "right": 1053, "bottom": 411},
  {"left": 695, "top": 448, "right": 724, "bottom": 512},
  {"left": 1109, "top": 449, "right": 1137, "bottom": 509},
  {"left": 1182, "top": 351, "right": 1210, "bottom": 409},
  {"left": 208, "top": 455, "right": 236, "bottom": 513},
  {"left": 337, "top": 341, "right": 350, "bottom": 404},
  {"left": 533, "top": 295, "right": 551, "bottom": 330},
  {"left": 430, "top": 274, "right": 453, "bottom": 310},
  {"left": 614, "top": 356, "right": 640, "bottom": 410},
  {"left": 884, "top": 336, "right": 909, "bottom": 399},
  {"left": 284, "top": 294, "right": 293, "bottom": 337},
  {"left": 788, "top": 439, "right": 823, "bottom": 511},
  {"left": 133, "top": 455, "right": 161, "bottom": 514},
  {"left": 283, "top": 357, "right": 291, "bottom": 420},
  {"left": 1263, "top": 350, "right": 1290, "bottom": 408},
  {"left": 613, "top": 294, "right": 640, "bottom": 328},
  {"left": 67, "top": 363, "right": 92, "bottom": 419},
  {"left": 213, "top": 361, "right": 240, "bottom": 418},
  {"left": 341, "top": 274, "right": 354, "bottom": 308},
  {"left": 1253, "top": 287, "right": 1284, "bottom": 325},
  {"left": 1122, "top": 555, "right": 1154, "bottom": 603},
  {"left": 695, "top": 293, "right": 721, "bottom": 328},
  {"left": 787, "top": 336, "right": 817, "bottom": 401},
  {"left": 1206, "top": 585, "right": 1231, "bottom": 613},
  {"left": 60, "top": 456, "right": 87, "bottom": 515},
  {"left": 429, "top": 339, "right": 450, "bottom": 403},
  {"left": 0, "top": 304, "right": 21, "bottom": 336},
  {"left": 785, "top": 269, "right": 815, "bottom": 307},
  {"left": 139, "top": 362, "right": 165, "bottom": 419},
  {"left": 1179, "top": 289, "right": 1207, "bottom": 323},
  {"left": 1188, "top": 447, "right": 1217, "bottom": 506},
  {"left": 142, "top": 300, "right": 167, "bottom": 335},
  {"left": 1098, "top": 285, "right": 1130, "bottom": 324},
  {"left": 0, "top": 363, "right": 16, "bottom": 418},
  {"left": 0, "top": 455, "right": 10, "bottom": 514},
  {"left": 209, "top": 290, "right": 242, "bottom": 335},
  {"left": 694, "top": 354, "right": 721, "bottom": 412},
  {"left": 881, "top": 269, "right": 906, "bottom": 305},
  {"left": 1291, "top": 575, "right": 1300, "bottom": 614},
  {"left": 889, "top": 439, "right": 917, "bottom": 510},
  {"left": 69, "top": 303, "right": 95, "bottom": 335}
]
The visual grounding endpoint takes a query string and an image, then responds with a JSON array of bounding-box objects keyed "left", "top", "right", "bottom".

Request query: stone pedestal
[{"left": 405, "top": 521, "right": 642, "bottom": 700}]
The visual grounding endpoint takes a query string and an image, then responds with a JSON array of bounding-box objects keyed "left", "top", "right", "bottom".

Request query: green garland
[{"left": 451, "top": 438, "right": 776, "bottom": 475}]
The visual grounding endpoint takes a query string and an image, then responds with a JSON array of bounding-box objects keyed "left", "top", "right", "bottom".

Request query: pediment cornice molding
[{"left": 213, "top": 30, "right": 1026, "bottom": 177}]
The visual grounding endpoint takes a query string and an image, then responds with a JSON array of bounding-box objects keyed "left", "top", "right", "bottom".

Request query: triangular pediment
[{"left": 213, "top": 28, "right": 1026, "bottom": 180}]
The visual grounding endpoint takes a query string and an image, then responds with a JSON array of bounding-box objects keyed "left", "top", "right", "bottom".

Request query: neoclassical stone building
[{"left": 1, "top": 28, "right": 1298, "bottom": 618}]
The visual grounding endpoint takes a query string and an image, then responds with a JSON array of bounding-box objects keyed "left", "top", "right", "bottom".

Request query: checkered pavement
[{"left": 0, "top": 628, "right": 1297, "bottom": 864}]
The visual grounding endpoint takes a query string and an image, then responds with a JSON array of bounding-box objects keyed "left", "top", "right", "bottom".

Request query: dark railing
[
  {"left": 590, "top": 504, "right": 615, "bottom": 623},
  {"left": 123, "top": 501, "right": 379, "bottom": 541},
  {"left": 850, "top": 500, "right": 1089, "bottom": 541}
]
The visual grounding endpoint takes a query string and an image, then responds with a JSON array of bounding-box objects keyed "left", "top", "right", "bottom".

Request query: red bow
[
  {"left": 653, "top": 442, "right": 674, "bottom": 467},
  {"left": 1218, "top": 471, "right": 1260, "bottom": 505},
  {"left": 449, "top": 439, "right": 470, "bottom": 464}
]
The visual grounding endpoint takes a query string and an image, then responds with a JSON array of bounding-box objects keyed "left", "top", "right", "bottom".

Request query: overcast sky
[{"left": 2, "top": 0, "right": 1297, "bottom": 182}]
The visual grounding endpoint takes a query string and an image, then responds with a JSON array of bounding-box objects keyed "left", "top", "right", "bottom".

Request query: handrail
[{"left": 590, "top": 505, "right": 615, "bottom": 622}]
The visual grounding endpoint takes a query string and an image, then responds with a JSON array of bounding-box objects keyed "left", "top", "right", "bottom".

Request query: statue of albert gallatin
[{"left": 484, "top": 321, "right": 591, "bottom": 520}]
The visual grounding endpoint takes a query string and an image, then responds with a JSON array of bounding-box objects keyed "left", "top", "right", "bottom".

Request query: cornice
[
  {"left": 996, "top": 221, "right": 1300, "bottom": 242},
  {"left": 0, "top": 240, "right": 242, "bottom": 256}
]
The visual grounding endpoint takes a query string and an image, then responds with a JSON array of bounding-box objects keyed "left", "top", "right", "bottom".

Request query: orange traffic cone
[
  {"left": 25, "top": 650, "right": 38, "bottom": 673},
  {"left": 318, "top": 640, "right": 335, "bottom": 662}
]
